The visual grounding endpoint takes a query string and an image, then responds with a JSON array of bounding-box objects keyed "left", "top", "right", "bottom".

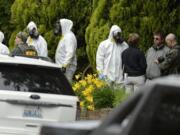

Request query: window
[{"left": 0, "top": 64, "right": 75, "bottom": 96}]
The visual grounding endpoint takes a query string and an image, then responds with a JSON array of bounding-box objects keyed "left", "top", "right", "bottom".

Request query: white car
[{"left": 0, "top": 55, "right": 79, "bottom": 135}]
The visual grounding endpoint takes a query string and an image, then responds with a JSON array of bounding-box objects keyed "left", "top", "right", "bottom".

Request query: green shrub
[
  {"left": 73, "top": 73, "right": 130, "bottom": 110},
  {"left": 93, "top": 86, "right": 114, "bottom": 109},
  {"left": 113, "top": 89, "right": 129, "bottom": 107}
]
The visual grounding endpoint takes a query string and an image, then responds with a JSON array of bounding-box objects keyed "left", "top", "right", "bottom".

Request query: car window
[{"left": 0, "top": 64, "right": 75, "bottom": 96}]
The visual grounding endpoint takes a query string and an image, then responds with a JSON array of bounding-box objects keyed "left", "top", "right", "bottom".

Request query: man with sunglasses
[{"left": 146, "top": 31, "right": 169, "bottom": 81}]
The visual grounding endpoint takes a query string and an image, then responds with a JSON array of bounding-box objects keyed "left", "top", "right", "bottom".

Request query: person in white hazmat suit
[
  {"left": 54, "top": 18, "right": 77, "bottom": 82},
  {"left": 0, "top": 31, "right": 10, "bottom": 55},
  {"left": 96, "top": 25, "right": 128, "bottom": 85},
  {"left": 26, "top": 21, "right": 48, "bottom": 57}
]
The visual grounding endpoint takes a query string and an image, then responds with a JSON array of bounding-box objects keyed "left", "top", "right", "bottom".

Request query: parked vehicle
[
  {"left": 40, "top": 76, "right": 180, "bottom": 135},
  {"left": 0, "top": 55, "right": 79, "bottom": 135}
]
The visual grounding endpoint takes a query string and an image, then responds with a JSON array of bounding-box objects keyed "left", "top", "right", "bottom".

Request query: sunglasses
[{"left": 154, "top": 37, "right": 161, "bottom": 40}]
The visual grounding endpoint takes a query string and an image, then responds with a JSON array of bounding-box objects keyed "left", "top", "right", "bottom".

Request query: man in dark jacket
[
  {"left": 156, "top": 33, "right": 180, "bottom": 75},
  {"left": 122, "top": 33, "right": 147, "bottom": 93}
]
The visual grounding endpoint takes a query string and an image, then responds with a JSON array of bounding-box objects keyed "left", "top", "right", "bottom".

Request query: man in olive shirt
[{"left": 156, "top": 33, "right": 180, "bottom": 75}]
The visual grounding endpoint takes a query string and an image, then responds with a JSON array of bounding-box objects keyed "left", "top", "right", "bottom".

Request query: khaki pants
[{"left": 124, "top": 75, "right": 145, "bottom": 94}]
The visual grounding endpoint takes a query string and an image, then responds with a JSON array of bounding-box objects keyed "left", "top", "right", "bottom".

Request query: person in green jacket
[
  {"left": 155, "top": 33, "right": 180, "bottom": 75},
  {"left": 11, "top": 32, "right": 37, "bottom": 56}
]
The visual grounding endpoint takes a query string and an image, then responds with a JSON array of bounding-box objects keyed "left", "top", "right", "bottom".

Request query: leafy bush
[
  {"left": 113, "top": 89, "right": 129, "bottom": 107},
  {"left": 72, "top": 73, "right": 129, "bottom": 111},
  {"left": 72, "top": 73, "right": 107, "bottom": 111},
  {"left": 93, "top": 86, "right": 114, "bottom": 109}
]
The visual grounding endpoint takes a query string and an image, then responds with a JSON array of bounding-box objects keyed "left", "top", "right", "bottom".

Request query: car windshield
[{"left": 0, "top": 64, "right": 75, "bottom": 96}]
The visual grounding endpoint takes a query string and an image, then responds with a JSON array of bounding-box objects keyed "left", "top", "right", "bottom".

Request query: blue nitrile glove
[{"left": 99, "top": 74, "right": 106, "bottom": 80}]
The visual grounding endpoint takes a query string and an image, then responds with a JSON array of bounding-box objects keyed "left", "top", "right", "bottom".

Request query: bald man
[
  {"left": 156, "top": 33, "right": 180, "bottom": 75},
  {"left": 165, "top": 33, "right": 178, "bottom": 48}
]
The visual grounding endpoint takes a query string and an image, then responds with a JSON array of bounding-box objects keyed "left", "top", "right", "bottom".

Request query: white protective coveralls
[
  {"left": 96, "top": 25, "right": 128, "bottom": 84},
  {"left": 0, "top": 31, "right": 10, "bottom": 55},
  {"left": 55, "top": 19, "right": 77, "bottom": 82},
  {"left": 26, "top": 21, "right": 48, "bottom": 57}
]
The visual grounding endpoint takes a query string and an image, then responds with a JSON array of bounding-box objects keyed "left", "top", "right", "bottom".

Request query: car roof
[{"left": 0, "top": 55, "right": 59, "bottom": 68}]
